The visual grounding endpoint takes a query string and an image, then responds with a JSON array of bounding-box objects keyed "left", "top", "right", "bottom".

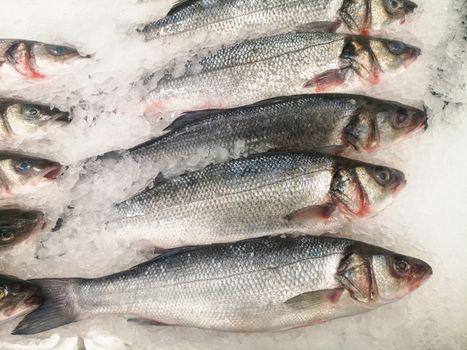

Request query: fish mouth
[
  {"left": 402, "top": 47, "right": 422, "bottom": 68},
  {"left": 55, "top": 112, "right": 72, "bottom": 123},
  {"left": 408, "top": 263, "right": 433, "bottom": 292},
  {"left": 404, "top": 0, "right": 418, "bottom": 13},
  {"left": 42, "top": 166, "right": 63, "bottom": 181}
]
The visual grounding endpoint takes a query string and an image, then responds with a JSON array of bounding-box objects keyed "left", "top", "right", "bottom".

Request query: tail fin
[{"left": 12, "top": 278, "right": 82, "bottom": 335}]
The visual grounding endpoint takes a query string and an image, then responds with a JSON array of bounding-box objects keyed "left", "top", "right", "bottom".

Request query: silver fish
[
  {"left": 130, "top": 94, "right": 427, "bottom": 166},
  {"left": 145, "top": 32, "right": 421, "bottom": 115},
  {"left": 0, "top": 40, "right": 90, "bottom": 79},
  {"left": 11, "top": 235, "right": 432, "bottom": 334},
  {"left": 108, "top": 152, "right": 405, "bottom": 249},
  {"left": 0, "top": 99, "right": 70, "bottom": 139},
  {"left": 139, "top": 0, "right": 418, "bottom": 40}
]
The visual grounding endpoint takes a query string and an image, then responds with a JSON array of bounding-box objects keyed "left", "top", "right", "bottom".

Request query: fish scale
[
  {"left": 140, "top": 0, "right": 337, "bottom": 40},
  {"left": 76, "top": 236, "right": 348, "bottom": 330},
  {"left": 110, "top": 152, "right": 337, "bottom": 248},
  {"left": 128, "top": 94, "right": 427, "bottom": 168},
  {"left": 12, "top": 235, "right": 432, "bottom": 334},
  {"left": 147, "top": 32, "right": 344, "bottom": 112}
]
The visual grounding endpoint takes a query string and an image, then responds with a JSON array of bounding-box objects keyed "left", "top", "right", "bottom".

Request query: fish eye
[
  {"left": 384, "top": 0, "right": 402, "bottom": 13},
  {"left": 373, "top": 167, "right": 392, "bottom": 185},
  {"left": 387, "top": 41, "right": 406, "bottom": 54},
  {"left": 0, "top": 287, "right": 6, "bottom": 300},
  {"left": 46, "top": 45, "right": 74, "bottom": 57},
  {"left": 0, "top": 228, "right": 15, "bottom": 242},
  {"left": 24, "top": 107, "right": 41, "bottom": 119},
  {"left": 15, "top": 160, "right": 32, "bottom": 174},
  {"left": 393, "top": 258, "right": 410, "bottom": 275},
  {"left": 392, "top": 110, "right": 411, "bottom": 129}
]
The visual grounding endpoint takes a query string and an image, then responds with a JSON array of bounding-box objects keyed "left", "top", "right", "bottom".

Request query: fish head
[
  {"left": 340, "top": 36, "right": 420, "bottom": 84},
  {"left": 6, "top": 41, "right": 90, "bottom": 78},
  {"left": 331, "top": 161, "right": 405, "bottom": 217},
  {"left": 371, "top": 0, "right": 418, "bottom": 31},
  {"left": 0, "top": 210, "right": 44, "bottom": 248},
  {"left": 336, "top": 244, "right": 432, "bottom": 307},
  {"left": 0, "top": 154, "right": 62, "bottom": 191},
  {"left": 2, "top": 101, "right": 71, "bottom": 136},
  {"left": 344, "top": 101, "right": 427, "bottom": 151},
  {"left": 369, "top": 38, "right": 421, "bottom": 71},
  {"left": 30, "top": 43, "right": 89, "bottom": 75},
  {"left": 339, "top": 0, "right": 417, "bottom": 34},
  {"left": 0, "top": 275, "right": 42, "bottom": 322}
]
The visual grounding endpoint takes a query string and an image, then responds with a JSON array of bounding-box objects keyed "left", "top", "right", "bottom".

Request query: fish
[
  {"left": 129, "top": 94, "right": 427, "bottom": 166},
  {"left": 0, "top": 209, "right": 45, "bottom": 248},
  {"left": 0, "top": 274, "right": 42, "bottom": 323},
  {"left": 145, "top": 31, "right": 421, "bottom": 115},
  {"left": 138, "top": 0, "right": 418, "bottom": 40},
  {"left": 0, "top": 99, "right": 71, "bottom": 140},
  {"left": 107, "top": 151, "right": 406, "bottom": 249},
  {"left": 0, "top": 40, "right": 90, "bottom": 79},
  {"left": 0, "top": 153, "right": 62, "bottom": 197},
  {"left": 11, "top": 235, "right": 432, "bottom": 334}
]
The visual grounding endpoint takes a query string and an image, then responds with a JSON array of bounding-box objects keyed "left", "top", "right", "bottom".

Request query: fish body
[
  {"left": 145, "top": 32, "right": 420, "bottom": 114},
  {"left": 0, "top": 40, "right": 89, "bottom": 79},
  {"left": 109, "top": 152, "right": 405, "bottom": 248},
  {"left": 139, "top": 0, "right": 418, "bottom": 40},
  {"left": 11, "top": 235, "right": 432, "bottom": 334},
  {"left": 130, "top": 94, "right": 427, "bottom": 166},
  {"left": 0, "top": 99, "right": 70, "bottom": 140}
]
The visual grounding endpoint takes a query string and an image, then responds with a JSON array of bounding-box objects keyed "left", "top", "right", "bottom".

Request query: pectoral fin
[
  {"left": 285, "top": 204, "right": 336, "bottom": 223},
  {"left": 285, "top": 289, "right": 344, "bottom": 310},
  {"left": 304, "top": 69, "right": 348, "bottom": 92},
  {"left": 294, "top": 21, "right": 342, "bottom": 33}
]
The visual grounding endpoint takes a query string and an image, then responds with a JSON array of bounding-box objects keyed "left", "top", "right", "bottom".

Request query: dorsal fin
[
  {"left": 163, "top": 109, "right": 225, "bottom": 132},
  {"left": 164, "top": 94, "right": 317, "bottom": 132},
  {"left": 167, "top": 0, "right": 198, "bottom": 16}
]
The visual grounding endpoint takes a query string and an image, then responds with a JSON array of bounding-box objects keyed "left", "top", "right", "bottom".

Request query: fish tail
[{"left": 12, "top": 278, "right": 83, "bottom": 335}]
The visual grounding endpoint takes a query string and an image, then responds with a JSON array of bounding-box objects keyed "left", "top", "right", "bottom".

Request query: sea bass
[
  {"left": 0, "top": 153, "right": 62, "bottom": 197},
  {"left": 11, "top": 235, "right": 432, "bottom": 334},
  {"left": 139, "top": 0, "right": 418, "bottom": 40},
  {"left": 145, "top": 32, "right": 421, "bottom": 115},
  {"left": 130, "top": 94, "right": 427, "bottom": 167},
  {"left": 0, "top": 40, "right": 90, "bottom": 79},
  {"left": 0, "top": 209, "right": 44, "bottom": 248},
  {"left": 108, "top": 152, "right": 405, "bottom": 249},
  {"left": 0, "top": 99, "right": 70, "bottom": 140}
]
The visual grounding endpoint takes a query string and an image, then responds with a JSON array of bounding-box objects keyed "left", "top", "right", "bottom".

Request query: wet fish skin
[
  {"left": 0, "top": 39, "right": 89, "bottom": 79},
  {"left": 11, "top": 235, "right": 432, "bottom": 334},
  {"left": 145, "top": 32, "right": 421, "bottom": 114},
  {"left": 139, "top": 0, "right": 418, "bottom": 40},
  {"left": 109, "top": 151, "right": 405, "bottom": 248},
  {"left": 0, "top": 209, "right": 44, "bottom": 248},
  {"left": 130, "top": 94, "right": 427, "bottom": 165},
  {"left": 0, "top": 99, "right": 70, "bottom": 139}
]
